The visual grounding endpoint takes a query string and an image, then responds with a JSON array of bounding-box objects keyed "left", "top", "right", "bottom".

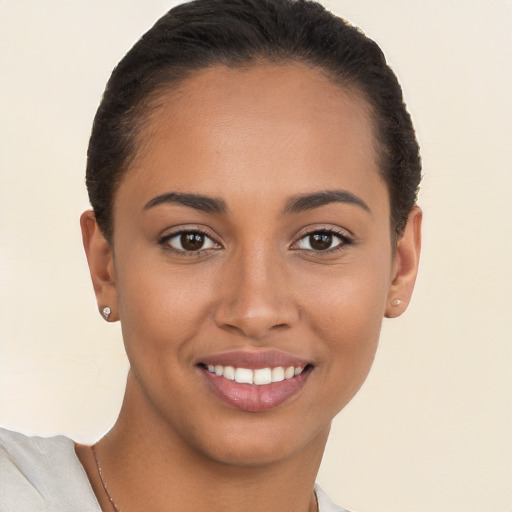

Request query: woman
[{"left": 0, "top": 0, "right": 421, "bottom": 510}]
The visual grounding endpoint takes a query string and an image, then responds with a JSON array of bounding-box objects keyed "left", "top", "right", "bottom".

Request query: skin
[{"left": 78, "top": 62, "right": 421, "bottom": 512}]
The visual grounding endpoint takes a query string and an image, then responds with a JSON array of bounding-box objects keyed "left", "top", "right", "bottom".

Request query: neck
[{"left": 92, "top": 370, "right": 329, "bottom": 512}]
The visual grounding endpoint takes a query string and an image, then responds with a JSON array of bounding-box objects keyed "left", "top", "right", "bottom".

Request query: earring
[
  {"left": 102, "top": 306, "right": 111, "bottom": 321},
  {"left": 391, "top": 298, "right": 402, "bottom": 307}
]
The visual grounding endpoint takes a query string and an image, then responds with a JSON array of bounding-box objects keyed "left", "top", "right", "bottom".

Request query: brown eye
[
  {"left": 164, "top": 231, "right": 219, "bottom": 252},
  {"left": 295, "top": 230, "right": 348, "bottom": 252},
  {"left": 309, "top": 233, "right": 333, "bottom": 251},
  {"left": 181, "top": 233, "right": 206, "bottom": 251}
]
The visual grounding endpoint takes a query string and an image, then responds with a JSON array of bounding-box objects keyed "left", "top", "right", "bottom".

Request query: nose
[{"left": 213, "top": 247, "right": 299, "bottom": 340}]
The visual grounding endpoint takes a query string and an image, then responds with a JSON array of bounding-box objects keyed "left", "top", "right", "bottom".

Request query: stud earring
[
  {"left": 102, "top": 306, "right": 111, "bottom": 321},
  {"left": 391, "top": 298, "right": 402, "bottom": 307}
]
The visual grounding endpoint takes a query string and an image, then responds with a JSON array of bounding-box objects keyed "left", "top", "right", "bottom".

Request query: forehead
[{"left": 119, "top": 62, "right": 387, "bottom": 216}]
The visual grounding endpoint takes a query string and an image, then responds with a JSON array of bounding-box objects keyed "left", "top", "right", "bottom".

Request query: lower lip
[{"left": 200, "top": 367, "right": 311, "bottom": 412}]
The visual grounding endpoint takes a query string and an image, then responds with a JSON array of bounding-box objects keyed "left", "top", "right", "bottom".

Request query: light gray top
[{"left": 0, "top": 427, "right": 349, "bottom": 512}]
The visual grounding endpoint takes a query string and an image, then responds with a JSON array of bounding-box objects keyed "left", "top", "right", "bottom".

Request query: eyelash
[
  {"left": 159, "top": 229, "right": 221, "bottom": 256},
  {"left": 158, "top": 228, "right": 352, "bottom": 256},
  {"left": 290, "top": 228, "right": 352, "bottom": 254}
]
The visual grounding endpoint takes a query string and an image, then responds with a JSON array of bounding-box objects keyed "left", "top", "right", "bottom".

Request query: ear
[
  {"left": 385, "top": 205, "right": 422, "bottom": 318},
  {"left": 80, "top": 210, "right": 118, "bottom": 322}
]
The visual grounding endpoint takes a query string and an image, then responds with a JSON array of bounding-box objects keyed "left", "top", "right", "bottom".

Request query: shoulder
[
  {"left": 315, "top": 483, "right": 354, "bottom": 512},
  {"left": 0, "top": 427, "right": 101, "bottom": 512}
]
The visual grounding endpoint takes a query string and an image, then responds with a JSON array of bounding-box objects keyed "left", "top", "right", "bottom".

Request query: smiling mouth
[
  {"left": 203, "top": 364, "right": 306, "bottom": 385},
  {"left": 198, "top": 362, "right": 313, "bottom": 412}
]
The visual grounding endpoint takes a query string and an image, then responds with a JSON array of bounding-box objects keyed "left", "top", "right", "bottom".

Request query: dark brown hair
[{"left": 86, "top": 0, "right": 421, "bottom": 241}]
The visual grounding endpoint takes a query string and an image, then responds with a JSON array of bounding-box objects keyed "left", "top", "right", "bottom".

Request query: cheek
[
  {"left": 114, "top": 261, "right": 221, "bottom": 418},
  {"left": 114, "top": 254, "right": 217, "bottom": 361},
  {"left": 300, "top": 257, "right": 391, "bottom": 400},
  {"left": 309, "top": 304, "right": 381, "bottom": 415},
  {"left": 303, "top": 253, "right": 390, "bottom": 337},
  {"left": 312, "top": 287, "right": 382, "bottom": 369}
]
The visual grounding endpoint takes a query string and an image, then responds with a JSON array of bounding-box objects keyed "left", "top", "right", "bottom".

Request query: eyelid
[
  {"left": 158, "top": 226, "right": 223, "bottom": 254},
  {"left": 290, "top": 226, "right": 353, "bottom": 253},
  {"left": 157, "top": 224, "right": 352, "bottom": 256}
]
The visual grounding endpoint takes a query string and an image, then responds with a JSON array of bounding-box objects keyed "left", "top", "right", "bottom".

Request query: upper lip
[{"left": 197, "top": 349, "right": 312, "bottom": 369}]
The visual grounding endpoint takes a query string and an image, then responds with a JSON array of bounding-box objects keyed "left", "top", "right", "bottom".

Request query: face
[{"left": 83, "top": 63, "right": 421, "bottom": 467}]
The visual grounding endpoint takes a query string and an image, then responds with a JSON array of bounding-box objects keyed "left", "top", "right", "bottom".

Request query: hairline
[{"left": 106, "top": 58, "right": 400, "bottom": 248}]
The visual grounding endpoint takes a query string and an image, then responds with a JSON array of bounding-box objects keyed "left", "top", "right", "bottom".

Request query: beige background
[{"left": 1, "top": 1, "right": 511, "bottom": 511}]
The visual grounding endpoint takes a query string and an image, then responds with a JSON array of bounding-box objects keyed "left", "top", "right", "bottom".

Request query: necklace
[
  {"left": 91, "top": 444, "right": 122, "bottom": 512},
  {"left": 91, "top": 444, "right": 318, "bottom": 512}
]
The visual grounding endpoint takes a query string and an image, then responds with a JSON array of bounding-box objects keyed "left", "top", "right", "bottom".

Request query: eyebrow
[
  {"left": 283, "top": 189, "right": 371, "bottom": 215},
  {"left": 143, "top": 192, "right": 227, "bottom": 213}
]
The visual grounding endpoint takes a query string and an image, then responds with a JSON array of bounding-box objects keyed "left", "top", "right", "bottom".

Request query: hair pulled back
[{"left": 86, "top": 0, "right": 421, "bottom": 241}]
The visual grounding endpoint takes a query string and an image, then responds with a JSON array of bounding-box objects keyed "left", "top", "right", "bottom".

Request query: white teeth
[
  {"left": 235, "top": 367, "right": 253, "bottom": 384},
  {"left": 285, "top": 366, "right": 295, "bottom": 379},
  {"left": 205, "top": 364, "right": 306, "bottom": 385},
  {"left": 271, "top": 367, "right": 285, "bottom": 382},
  {"left": 223, "top": 365, "right": 235, "bottom": 380},
  {"left": 253, "top": 368, "right": 272, "bottom": 385}
]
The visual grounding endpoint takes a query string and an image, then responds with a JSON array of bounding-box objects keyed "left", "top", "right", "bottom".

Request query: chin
[
  {"left": 183, "top": 414, "right": 332, "bottom": 469},
  {"left": 209, "top": 438, "right": 294, "bottom": 467}
]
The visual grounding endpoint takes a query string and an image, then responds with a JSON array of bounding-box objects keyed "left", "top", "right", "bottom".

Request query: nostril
[{"left": 212, "top": 279, "right": 300, "bottom": 339}]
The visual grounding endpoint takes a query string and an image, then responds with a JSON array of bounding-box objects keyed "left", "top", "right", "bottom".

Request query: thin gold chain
[
  {"left": 91, "top": 444, "right": 122, "bottom": 512},
  {"left": 90, "top": 444, "right": 319, "bottom": 512}
]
